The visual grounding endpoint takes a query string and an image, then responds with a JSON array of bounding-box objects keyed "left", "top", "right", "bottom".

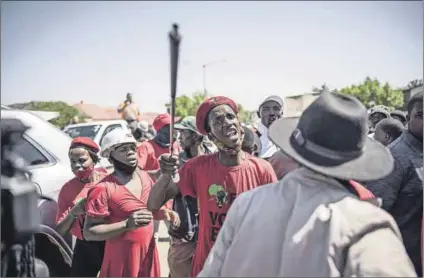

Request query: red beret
[
  {"left": 195, "top": 96, "right": 239, "bottom": 135},
  {"left": 70, "top": 137, "right": 100, "bottom": 153},
  {"left": 153, "top": 113, "right": 171, "bottom": 132}
]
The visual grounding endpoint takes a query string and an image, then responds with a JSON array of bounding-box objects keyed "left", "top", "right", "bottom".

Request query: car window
[
  {"left": 99, "top": 124, "right": 123, "bottom": 146},
  {"left": 64, "top": 125, "right": 101, "bottom": 139},
  {"left": 13, "top": 137, "right": 50, "bottom": 167}
]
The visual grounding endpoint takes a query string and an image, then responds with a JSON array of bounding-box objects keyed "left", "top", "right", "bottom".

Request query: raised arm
[
  {"left": 147, "top": 171, "right": 179, "bottom": 211},
  {"left": 148, "top": 153, "right": 198, "bottom": 211}
]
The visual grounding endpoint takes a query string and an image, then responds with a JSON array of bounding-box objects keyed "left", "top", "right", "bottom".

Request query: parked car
[
  {"left": 63, "top": 120, "right": 131, "bottom": 169},
  {"left": 1, "top": 109, "right": 74, "bottom": 276}
]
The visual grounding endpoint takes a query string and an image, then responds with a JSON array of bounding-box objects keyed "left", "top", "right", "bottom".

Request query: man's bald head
[{"left": 374, "top": 118, "right": 405, "bottom": 146}]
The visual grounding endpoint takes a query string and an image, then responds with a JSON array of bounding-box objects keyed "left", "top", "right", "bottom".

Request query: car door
[
  {"left": 12, "top": 134, "right": 74, "bottom": 246},
  {"left": 98, "top": 124, "right": 124, "bottom": 170},
  {"left": 13, "top": 134, "right": 73, "bottom": 199}
]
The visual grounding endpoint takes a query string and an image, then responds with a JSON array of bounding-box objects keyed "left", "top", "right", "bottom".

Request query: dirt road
[{"left": 156, "top": 221, "right": 170, "bottom": 276}]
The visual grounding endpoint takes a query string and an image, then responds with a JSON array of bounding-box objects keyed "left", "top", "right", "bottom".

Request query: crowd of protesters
[{"left": 54, "top": 90, "right": 423, "bottom": 277}]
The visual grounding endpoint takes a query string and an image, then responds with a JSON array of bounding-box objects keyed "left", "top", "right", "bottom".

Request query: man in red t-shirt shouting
[{"left": 147, "top": 96, "right": 277, "bottom": 277}]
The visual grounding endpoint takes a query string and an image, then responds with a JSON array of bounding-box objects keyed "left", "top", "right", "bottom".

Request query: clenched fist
[
  {"left": 159, "top": 153, "right": 180, "bottom": 176},
  {"left": 126, "top": 210, "right": 153, "bottom": 229}
]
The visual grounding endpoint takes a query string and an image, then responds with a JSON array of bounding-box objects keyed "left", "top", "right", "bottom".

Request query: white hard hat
[{"left": 100, "top": 128, "right": 137, "bottom": 158}]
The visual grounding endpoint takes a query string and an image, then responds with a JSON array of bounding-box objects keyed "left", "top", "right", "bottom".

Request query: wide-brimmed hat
[{"left": 268, "top": 92, "right": 394, "bottom": 181}]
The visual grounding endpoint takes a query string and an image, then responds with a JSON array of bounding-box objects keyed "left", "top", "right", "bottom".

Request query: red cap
[
  {"left": 153, "top": 113, "right": 172, "bottom": 132},
  {"left": 195, "top": 96, "right": 239, "bottom": 135},
  {"left": 70, "top": 137, "right": 100, "bottom": 153}
]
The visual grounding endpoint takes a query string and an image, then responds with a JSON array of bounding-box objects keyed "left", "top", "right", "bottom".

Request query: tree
[
  {"left": 165, "top": 92, "right": 255, "bottom": 124},
  {"left": 10, "top": 101, "right": 85, "bottom": 129},
  {"left": 338, "top": 77, "right": 403, "bottom": 110},
  {"left": 237, "top": 104, "right": 255, "bottom": 124},
  {"left": 165, "top": 91, "right": 208, "bottom": 118}
]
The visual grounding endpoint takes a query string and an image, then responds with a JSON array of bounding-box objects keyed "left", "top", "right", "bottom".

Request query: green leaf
[{"left": 318, "top": 77, "right": 404, "bottom": 109}]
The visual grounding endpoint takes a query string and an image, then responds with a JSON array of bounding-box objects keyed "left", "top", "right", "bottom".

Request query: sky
[{"left": 1, "top": 1, "right": 423, "bottom": 113}]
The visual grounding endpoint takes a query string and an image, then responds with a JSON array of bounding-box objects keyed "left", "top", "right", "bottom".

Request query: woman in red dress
[
  {"left": 55, "top": 137, "right": 108, "bottom": 277},
  {"left": 83, "top": 129, "right": 178, "bottom": 277}
]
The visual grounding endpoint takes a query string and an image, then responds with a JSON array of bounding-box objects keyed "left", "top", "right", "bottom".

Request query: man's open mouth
[
  {"left": 225, "top": 129, "right": 237, "bottom": 138},
  {"left": 268, "top": 116, "right": 276, "bottom": 125}
]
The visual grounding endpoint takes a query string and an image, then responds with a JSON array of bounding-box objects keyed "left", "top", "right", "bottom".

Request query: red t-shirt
[
  {"left": 85, "top": 170, "right": 167, "bottom": 277},
  {"left": 177, "top": 153, "right": 277, "bottom": 277},
  {"left": 55, "top": 168, "right": 107, "bottom": 240},
  {"left": 137, "top": 139, "right": 182, "bottom": 171}
]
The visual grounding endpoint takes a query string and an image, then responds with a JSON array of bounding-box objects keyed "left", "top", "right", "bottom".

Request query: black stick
[{"left": 168, "top": 23, "right": 181, "bottom": 155}]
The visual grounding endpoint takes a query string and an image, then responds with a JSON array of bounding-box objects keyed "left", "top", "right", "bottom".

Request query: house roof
[{"left": 285, "top": 92, "right": 320, "bottom": 99}]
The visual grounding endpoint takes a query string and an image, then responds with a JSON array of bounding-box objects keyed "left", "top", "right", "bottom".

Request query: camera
[{"left": 1, "top": 118, "right": 41, "bottom": 276}]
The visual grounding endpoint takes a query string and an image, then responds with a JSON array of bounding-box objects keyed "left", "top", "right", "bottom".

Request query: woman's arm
[
  {"left": 83, "top": 215, "right": 129, "bottom": 241},
  {"left": 55, "top": 208, "right": 79, "bottom": 237}
]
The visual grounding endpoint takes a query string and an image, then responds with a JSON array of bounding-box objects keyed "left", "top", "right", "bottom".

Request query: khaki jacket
[{"left": 198, "top": 167, "right": 416, "bottom": 277}]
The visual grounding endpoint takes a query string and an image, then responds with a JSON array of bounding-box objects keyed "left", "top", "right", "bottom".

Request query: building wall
[
  {"left": 284, "top": 93, "right": 319, "bottom": 118},
  {"left": 403, "top": 85, "right": 423, "bottom": 110}
]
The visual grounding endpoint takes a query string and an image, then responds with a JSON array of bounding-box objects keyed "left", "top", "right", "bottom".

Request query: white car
[
  {"left": 2, "top": 109, "right": 74, "bottom": 200},
  {"left": 63, "top": 120, "right": 131, "bottom": 169},
  {"left": 1, "top": 109, "right": 75, "bottom": 276}
]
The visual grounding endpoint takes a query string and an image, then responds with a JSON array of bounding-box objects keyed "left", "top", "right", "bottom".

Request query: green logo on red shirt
[{"left": 208, "top": 184, "right": 228, "bottom": 208}]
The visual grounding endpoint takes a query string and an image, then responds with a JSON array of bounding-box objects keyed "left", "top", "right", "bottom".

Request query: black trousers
[{"left": 70, "top": 239, "right": 105, "bottom": 277}]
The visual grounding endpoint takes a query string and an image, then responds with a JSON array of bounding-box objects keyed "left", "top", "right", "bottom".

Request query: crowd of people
[{"left": 54, "top": 90, "right": 423, "bottom": 277}]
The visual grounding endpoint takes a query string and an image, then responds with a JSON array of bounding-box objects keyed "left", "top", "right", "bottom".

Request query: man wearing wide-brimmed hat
[
  {"left": 147, "top": 96, "right": 277, "bottom": 277},
  {"left": 198, "top": 92, "right": 416, "bottom": 277}
]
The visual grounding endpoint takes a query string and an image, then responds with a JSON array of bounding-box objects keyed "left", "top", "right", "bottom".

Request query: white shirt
[{"left": 258, "top": 122, "right": 279, "bottom": 159}]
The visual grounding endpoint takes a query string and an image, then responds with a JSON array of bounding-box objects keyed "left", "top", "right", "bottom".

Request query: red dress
[
  {"left": 56, "top": 168, "right": 108, "bottom": 239},
  {"left": 85, "top": 170, "right": 166, "bottom": 277}
]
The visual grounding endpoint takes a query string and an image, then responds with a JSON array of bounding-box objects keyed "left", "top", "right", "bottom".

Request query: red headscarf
[{"left": 195, "top": 96, "right": 239, "bottom": 135}]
